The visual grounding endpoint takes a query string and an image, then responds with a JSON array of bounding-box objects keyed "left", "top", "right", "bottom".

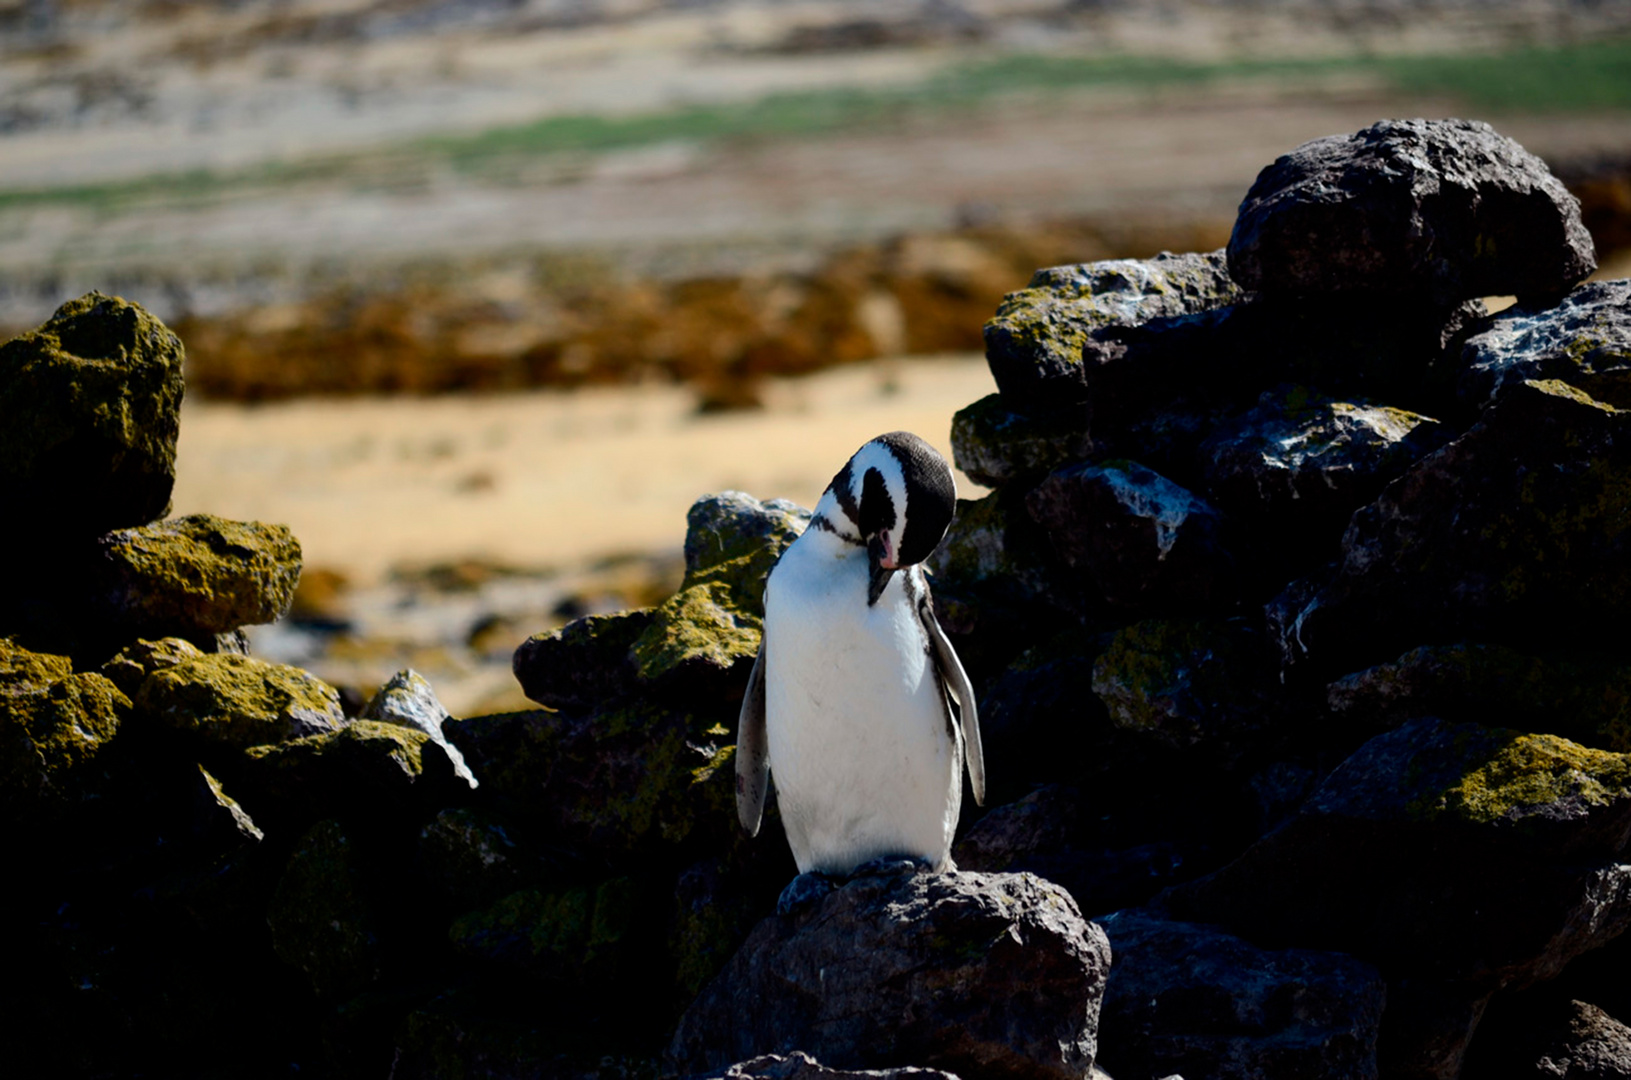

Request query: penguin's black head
[{"left": 827, "top": 431, "right": 957, "bottom": 605}]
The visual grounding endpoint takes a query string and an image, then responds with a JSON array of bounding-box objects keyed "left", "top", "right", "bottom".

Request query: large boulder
[
  {"left": 1459, "top": 279, "right": 1631, "bottom": 411},
  {"left": 1270, "top": 379, "right": 1631, "bottom": 677},
  {"left": 1096, "top": 907, "right": 1387, "bottom": 1080},
  {"left": 0, "top": 292, "right": 186, "bottom": 541},
  {"left": 669, "top": 869, "right": 1112, "bottom": 1080},
  {"left": 1228, "top": 118, "right": 1596, "bottom": 302}
]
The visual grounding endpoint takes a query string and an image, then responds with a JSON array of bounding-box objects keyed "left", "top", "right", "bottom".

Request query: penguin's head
[{"left": 824, "top": 431, "right": 956, "bottom": 606}]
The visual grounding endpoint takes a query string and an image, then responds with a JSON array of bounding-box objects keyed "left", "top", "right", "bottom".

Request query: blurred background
[{"left": 4, "top": 0, "right": 1631, "bottom": 713}]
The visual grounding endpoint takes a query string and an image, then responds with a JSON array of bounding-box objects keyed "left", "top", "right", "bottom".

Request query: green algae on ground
[
  {"left": 98, "top": 513, "right": 303, "bottom": 635},
  {"left": 137, "top": 653, "right": 345, "bottom": 749},
  {"left": 0, "top": 292, "right": 185, "bottom": 537}
]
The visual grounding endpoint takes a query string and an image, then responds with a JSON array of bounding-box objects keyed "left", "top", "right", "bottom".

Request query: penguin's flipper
[
  {"left": 920, "top": 598, "right": 985, "bottom": 807},
  {"left": 735, "top": 638, "right": 771, "bottom": 835}
]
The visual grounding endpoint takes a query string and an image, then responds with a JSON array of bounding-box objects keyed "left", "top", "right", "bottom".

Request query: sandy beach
[{"left": 171, "top": 353, "right": 996, "bottom": 583}]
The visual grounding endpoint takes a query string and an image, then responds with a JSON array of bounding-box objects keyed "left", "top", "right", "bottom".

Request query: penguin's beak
[{"left": 866, "top": 534, "right": 895, "bottom": 607}]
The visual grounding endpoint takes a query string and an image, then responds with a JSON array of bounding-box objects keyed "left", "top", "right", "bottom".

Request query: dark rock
[
  {"left": 445, "top": 701, "right": 736, "bottom": 859},
  {"left": 973, "top": 627, "right": 1116, "bottom": 803},
  {"left": 1228, "top": 118, "right": 1596, "bottom": 302},
  {"left": 513, "top": 608, "right": 653, "bottom": 710},
  {"left": 670, "top": 853, "right": 788, "bottom": 1010},
  {"left": 1199, "top": 384, "right": 1451, "bottom": 584},
  {"left": 1027, "top": 461, "right": 1232, "bottom": 612},
  {"left": 1166, "top": 717, "right": 1631, "bottom": 1077},
  {"left": 669, "top": 869, "right": 1111, "bottom": 1080},
  {"left": 1459, "top": 279, "right": 1631, "bottom": 411},
  {"left": 135, "top": 653, "right": 346, "bottom": 750},
  {"left": 93, "top": 513, "right": 302, "bottom": 638},
  {"left": 360, "top": 668, "right": 476, "bottom": 788},
  {"left": 983, "top": 249, "right": 1243, "bottom": 412},
  {"left": 699, "top": 1051, "right": 962, "bottom": 1080},
  {"left": 0, "top": 292, "right": 186, "bottom": 542},
  {"left": 98, "top": 636, "right": 204, "bottom": 698},
  {"left": 237, "top": 719, "right": 460, "bottom": 834},
  {"left": 391, "top": 984, "right": 662, "bottom": 1080},
  {"left": 267, "top": 818, "right": 381, "bottom": 1000},
  {"left": 1090, "top": 618, "right": 1283, "bottom": 760},
  {"left": 449, "top": 877, "right": 642, "bottom": 987},
  {"left": 1270, "top": 379, "right": 1631, "bottom": 677},
  {"left": 953, "top": 786, "right": 1190, "bottom": 918},
  {"left": 1327, "top": 643, "right": 1631, "bottom": 751},
  {"left": 950, "top": 393, "right": 1093, "bottom": 489},
  {"left": 1096, "top": 907, "right": 1386, "bottom": 1080},
  {"left": 1465, "top": 998, "right": 1631, "bottom": 1080},
  {"left": 418, "top": 807, "right": 555, "bottom": 913}
]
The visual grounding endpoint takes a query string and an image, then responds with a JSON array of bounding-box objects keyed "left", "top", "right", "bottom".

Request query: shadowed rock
[
  {"left": 1166, "top": 716, "right": 1631, "bottom": 1077},
  {"left": 699, "top": 1052, "right": 963, "bottom": 1080},
  {"left": 1027, "top": 460, "right": 1233, "bottom": 612},
  {"left": 669, "top": 869, "right": 1111, "bottom": 1080},
  {"left": 1229, "top": 118, "right": 1596, "bottom": 302},
  {"left": 1270, "top": 379, "right": 1631, "bottom": 677},
  {"left": 1096, "top": 907, "right": 1386, "bottom": 1080}
]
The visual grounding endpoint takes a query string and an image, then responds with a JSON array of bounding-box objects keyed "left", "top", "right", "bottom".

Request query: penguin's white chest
[{"left": 762, "top": 538, "right": 961, "bottom": 875}]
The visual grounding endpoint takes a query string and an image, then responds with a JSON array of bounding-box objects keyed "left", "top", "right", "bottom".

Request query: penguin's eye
[{"left": 858, "top": 466, "right": 896, "bottom": 539}]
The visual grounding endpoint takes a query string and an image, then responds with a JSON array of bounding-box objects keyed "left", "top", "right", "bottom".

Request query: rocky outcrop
[
  {"left": 1229, "top": 118, "right": 1596, "bottom": 302},
  {"left": 669, "top": 869, "right": 1111, "bottom": 1080}
]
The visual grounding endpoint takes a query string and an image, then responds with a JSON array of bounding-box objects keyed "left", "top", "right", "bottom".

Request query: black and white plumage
[{"left": 735, "top": 431, "right": 985, "bottom": 877}]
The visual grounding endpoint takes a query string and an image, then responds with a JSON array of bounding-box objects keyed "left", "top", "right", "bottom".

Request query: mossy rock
[
  {"left": 1091, "top": 618, "right": 1280, "bottom": 759},
  {"left": 515, "top": 493, "right": 807, "bottom": 710},
  {"left": 0, "top": 292, "right": 185, "bottom": 540},
  {"left": 95, "top": 513, "right": 302, "bottom": 637},
  {"left": 360, "top": 668, "right": 477, "bottom": 788},
  {"left": 135, "top": 653, "right": 346, "bottom": 750},
  {"left": 447, "top": 701, "right": 737, "bottom": 859},
  {"left": 0, "top": 636, "right": 73, "bottom": 695},
  {"left": 949, "top": 393, "right": 1094, "bottom": 489},
  {"left": 449, "top": 877, "right": 641, "bottom": 985},
  {"left": 267, "top": 818, "right": 381, "bottom": 1000},
  {"left": 982, "top": 250, "right": 1243, "bottom": 413},
  {"left": 0, "top": 671, "right": 129, "bottom": 815},
  {"left": 99, "top": 636, "right": 204, "bottom": 699}
]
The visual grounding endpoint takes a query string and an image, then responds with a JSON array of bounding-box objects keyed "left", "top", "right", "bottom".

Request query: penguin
[{"left": 735, "top": 430, "right": 985, "bottom": 882}]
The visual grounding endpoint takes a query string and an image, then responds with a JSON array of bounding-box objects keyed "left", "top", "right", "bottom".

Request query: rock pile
[{"left": 11, "top": 116, "right": 1631, "bottom": 1080}]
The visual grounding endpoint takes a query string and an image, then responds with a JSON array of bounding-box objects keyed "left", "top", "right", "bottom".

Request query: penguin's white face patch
[{"left": 810, "top": 431, "right": 957, "bottom": 571}]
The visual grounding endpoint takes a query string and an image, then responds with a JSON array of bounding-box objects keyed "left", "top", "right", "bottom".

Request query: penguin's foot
[
  {"left": 776, "top": 871, "right": 838, "bottom": 916},
  {"left": 849, "top": 855, "right": 937, "bottom": 880}
]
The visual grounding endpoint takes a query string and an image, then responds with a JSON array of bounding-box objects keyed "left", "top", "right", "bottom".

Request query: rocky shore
[{"left": 7, "top": 115, "right": 1631, "bottom": 1079}]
